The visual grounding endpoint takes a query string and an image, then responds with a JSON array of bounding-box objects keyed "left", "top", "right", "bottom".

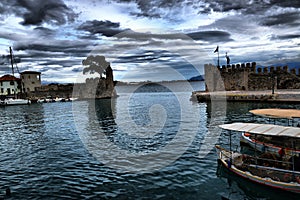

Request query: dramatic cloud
[
  {"left": 77, "top": 20, "right": 129, "bottom": 37},
  {"left": 271, "top": 0, "right": 300, "bottom": 8},
  {"left": 260, "top": 12, "right": 300, "bottom": 27},
  {"left": 271, "top": 34, "right": 300, "bottom": 40},
  {"left": 18, "top": 0, "right": 77, "bottom": 25},
  {"left": 187, "top": 31, "right": 233, "bottom": 43},
  {"left": 0, "top": 0, "right": 299, "bottom": 82}
]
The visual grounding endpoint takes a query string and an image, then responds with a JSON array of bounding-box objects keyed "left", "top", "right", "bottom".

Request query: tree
[{"left": 82, "top": 55, "right": 110, "bottom": 78}]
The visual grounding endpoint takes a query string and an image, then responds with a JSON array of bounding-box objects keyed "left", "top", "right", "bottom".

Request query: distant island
[
  {"left": 116, "top": 75, "right": 204, "bottom": 86},
  {"left": 188, "top": 75, "right": 204, "bottom": 81}
]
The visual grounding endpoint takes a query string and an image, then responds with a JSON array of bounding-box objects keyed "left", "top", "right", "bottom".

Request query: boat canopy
[
  {"left": 249, "top": 108, "right": 300, "bottom": 119},
  {"left": 219, "top": 123, "right": 300, "bottom": 138}
]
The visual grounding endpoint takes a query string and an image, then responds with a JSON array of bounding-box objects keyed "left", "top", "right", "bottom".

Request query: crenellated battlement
[
  {"left": 216, "top": 62, "right": 257, "bottom": 73},
  {"left": 206, "top": 62, "right": 300, "bottom": 75},
  {"left": 204, "top": 62, "right": 300, "bottom": 91}
]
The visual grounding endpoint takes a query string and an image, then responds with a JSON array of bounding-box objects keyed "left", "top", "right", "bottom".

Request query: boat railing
[
  {"left": 254, "top": 156, "right": 293, "bottom": 167},
  {"left": 238, "top": 153, "right": 300, "bottom": 183},
  {"left": 217, "top": 145, "right": 300, "bottom": 183},
  {"left": 248, "top": 164, "right": 300, "bottom": 176},
  {"left": 246, "top": 164, "right": 300, "bottom": 183}
]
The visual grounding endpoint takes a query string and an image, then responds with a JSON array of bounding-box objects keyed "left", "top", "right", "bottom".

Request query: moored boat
[
  {"left": 240, "top": 131, "right": 300, "bottom": 157},
  {"left": 216, "top": 122, "right": 300, "bottom": 194},
  {"left": 0, "top": 98, "right": 31, "bottom": 105},
  {"left": 240, "top": 108, "right": 300, "bottom": 155}
]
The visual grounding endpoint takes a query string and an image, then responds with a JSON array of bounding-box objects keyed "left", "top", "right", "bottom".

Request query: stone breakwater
[{"left": 191, "top": 90, "right": 300, "bottom": 103}]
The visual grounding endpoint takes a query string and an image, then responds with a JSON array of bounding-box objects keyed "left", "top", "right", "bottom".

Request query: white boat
[
  {"left": 0, "top": 98, "right": 31, "bottom": 105},
  {"left": 217, "top": 122, "right": 300, "bottom": 194}
]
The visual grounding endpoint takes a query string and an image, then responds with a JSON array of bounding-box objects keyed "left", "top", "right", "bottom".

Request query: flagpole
[
  {"left": 214, "top": 45, "right": 220, "bottom": 67},
  {"left": 217, "top": 50, "right": 219, "bottom": 67}
]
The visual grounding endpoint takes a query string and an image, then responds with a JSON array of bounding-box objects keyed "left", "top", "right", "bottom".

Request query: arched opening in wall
[{"left": 242, "top": 86, "right": 245, "bottom": 90}]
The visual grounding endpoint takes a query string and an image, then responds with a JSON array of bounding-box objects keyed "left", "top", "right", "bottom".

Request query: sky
[{"left": 0, "top": 0, "right": 300, "bottom": 83}]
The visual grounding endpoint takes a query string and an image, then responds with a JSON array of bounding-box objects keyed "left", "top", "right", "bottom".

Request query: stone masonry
[{"left": 204, "top": 62, "right": 300, "bottom": 91}]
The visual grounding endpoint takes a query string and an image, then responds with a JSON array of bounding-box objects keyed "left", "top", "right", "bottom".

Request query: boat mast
[
  {"left": 9, "top": 46, "right": 16, "bottom": 97},
  {"left": 9, "top": 47, "right": 14, "bottom": 76}
]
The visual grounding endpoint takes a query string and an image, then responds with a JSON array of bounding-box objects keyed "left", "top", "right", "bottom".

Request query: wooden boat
[
  {"left": 240, "top": 132, "right": 300, "bottom": 157},
  {"left": 240, "top": 109, "right": 300, "bottom": 155},
  {"left": 216, "top": 122, "right": 300, "bottom": 194}
]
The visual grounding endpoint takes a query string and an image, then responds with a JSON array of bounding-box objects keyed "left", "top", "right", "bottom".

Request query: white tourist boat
[
  {"left": 240, "top": 131, "right": 300, "bottom": 157},
  {"left": 216, "top": 122, "right": 300, "bottom": 194},
  {"left": 240, "top": 109, "right": 300, "bottom": 156}
]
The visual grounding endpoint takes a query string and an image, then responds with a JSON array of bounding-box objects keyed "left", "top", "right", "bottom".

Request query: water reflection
[
  {"left": 0, "top": 104, "right": 46, "bottom": 151},
  {"left": 91, "top": 93, "right": 181, "bottom": 152}
]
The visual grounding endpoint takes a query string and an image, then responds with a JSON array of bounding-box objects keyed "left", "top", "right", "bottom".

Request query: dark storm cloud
[
  {"left": 114, "top": 0, "right": 300, "bottom": 22},
  {"left": 114, "top": 0, "right": 249, "bottom": 16},
  {"left": 200, "top": 1, "right": 246, "bottom": 13},
  {"left": 113, "top": 50, "right": 175, "bottom": 64},
  {"left": 20, "top": 0, "right": 77, "bottom": 25},
  {"left": 270, "top": 0, "right": 300, "bottom": 8},
  {"left": 0, "top": 54, "right": 12, "bottom": 67},
  {"left": 115, "top": 0, "right": 190, "bottom": 18},
  {"left": 11, "top": 41, "right": 92, "bottom": 71},
  {"left": 33, "top": 27, "right": 56, "bottom": 37},
  {"left": 38, "top": 59, "right": 79, "bottom": 68},
  {"left": 77, "top": 20, "right": 130, "bottom": 37},
  {"left": 187, "top": 31, "right": 233, "bottom": 43},
  {"left": 113, "top": 29, "right": 232, "bottom": 44},
  {"left": 260, "top": 12, "right": 300, "bottom": 27},
  {"left": 14, "top": 42, "right": 90, "bottom": 54},
  {"left": 271, "top": 34, "right": 300, "bottom": 40},
  {"left": 200, "top": 0, "right": 300, "bottom": 14},
  {"left": 114, "top": 30, "right": 188, "bottom": 41},
  {"left": 0, "top": 0, "right": 77, "bottom": 26}
]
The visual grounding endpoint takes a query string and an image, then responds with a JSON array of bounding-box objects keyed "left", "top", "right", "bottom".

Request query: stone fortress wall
[{"left": 205, "top": 62, "right": 300, "bottom": 91}]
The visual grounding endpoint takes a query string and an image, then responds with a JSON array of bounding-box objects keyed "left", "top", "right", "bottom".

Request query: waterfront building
[
  {"left": 0, "top": 74, "right": 21, "bottom": 96},
  {"left": 20, "top": 71, "right": 41, "bottom": 93}
]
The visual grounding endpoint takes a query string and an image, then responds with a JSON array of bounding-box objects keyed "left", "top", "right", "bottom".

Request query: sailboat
[{"left": 0, "top": 47, "right": 30, "bottom": 105}]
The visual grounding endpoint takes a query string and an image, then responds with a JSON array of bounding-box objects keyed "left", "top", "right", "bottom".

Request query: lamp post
[{"left": 269, "top": 72, "right": 277, "bottom": 95}]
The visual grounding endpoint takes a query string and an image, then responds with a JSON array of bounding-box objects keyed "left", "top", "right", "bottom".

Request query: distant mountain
[
  {"left": 41, "top": 81, "right": 59, "bottom": 85},
  {"left": 188, "top": 75, "right": 204, "bottom": 81}
]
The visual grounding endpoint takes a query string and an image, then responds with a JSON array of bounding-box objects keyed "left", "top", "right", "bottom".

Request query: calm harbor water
[{"left": 1, "top": 81, "right": 300, "bottom": 199}]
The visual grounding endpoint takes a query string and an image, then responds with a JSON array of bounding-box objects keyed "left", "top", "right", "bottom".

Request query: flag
[{"left": 214, "top": 46, "right": 219, "bottom": 53}]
